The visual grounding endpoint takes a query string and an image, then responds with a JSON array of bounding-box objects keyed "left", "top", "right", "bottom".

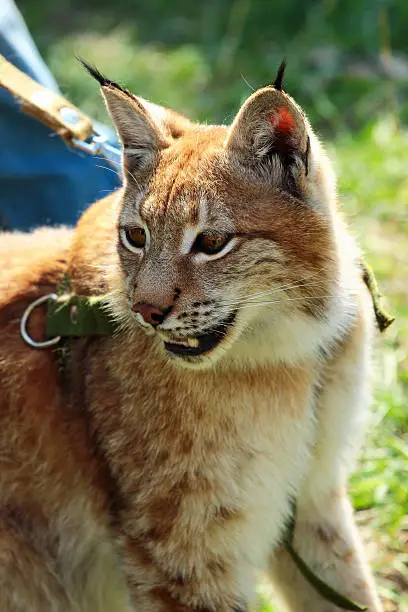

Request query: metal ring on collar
[{"left": 20, "top": 293, "right": 61, "bottom": 348}]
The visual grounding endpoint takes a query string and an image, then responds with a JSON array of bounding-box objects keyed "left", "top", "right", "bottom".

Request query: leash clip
[
  {"left": 20, "top": 294, "right": 61, "bottom": 348},
  {"left": 71, "top": 132, "right": 122, "bottom": 174}
]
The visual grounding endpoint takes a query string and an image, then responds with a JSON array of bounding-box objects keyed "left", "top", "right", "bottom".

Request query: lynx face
[{"left": 96, "top": 70, "right": 341, "bottom": 368}]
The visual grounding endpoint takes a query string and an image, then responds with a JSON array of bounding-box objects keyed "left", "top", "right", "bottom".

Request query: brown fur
[{"left": 0, "top": 80, "right": 383, "bottom": 611}]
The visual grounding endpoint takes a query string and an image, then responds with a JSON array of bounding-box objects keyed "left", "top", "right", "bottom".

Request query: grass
[
  {"left": 336, "top": 124, "right": 408, "bottom": 611},
  {"left": 14, "top": 11, "right": 408, "bottom": 609}
]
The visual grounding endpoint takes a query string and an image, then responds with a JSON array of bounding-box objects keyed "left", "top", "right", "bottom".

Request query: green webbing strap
[
  {"left": 284, "top": 541, "right": 367, "bottom": 611},
  {"left": 282, "top": 508, "right": 367, "bottom": 611},
  {"left": 361, "top": 260, "right": 395, "bottom": 332},
  {"left": 46, "top": 294, "right": 116, "bottom": 339}
]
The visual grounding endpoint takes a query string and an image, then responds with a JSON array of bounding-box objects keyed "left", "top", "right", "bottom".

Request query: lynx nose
[{"left": 132, "top": 303, "right": 166, "bottom": 327}]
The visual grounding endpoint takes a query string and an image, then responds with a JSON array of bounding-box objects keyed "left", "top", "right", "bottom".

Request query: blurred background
[{"left": 15, "top": 0, "right": 408, "bottom": 608}]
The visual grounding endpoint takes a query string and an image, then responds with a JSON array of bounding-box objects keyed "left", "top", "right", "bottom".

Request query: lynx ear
[
  {"left": 79, "top": 59, "right": 169, "bottom": 170},
  {"left": 225, "top": 85, "right": 309, "bottom": 173},
  {"left": 102, "top": 87, "right": 169, "bottom": 166},
  {"left": 136, "top": 98, "right": 194, "bottom": 140}
]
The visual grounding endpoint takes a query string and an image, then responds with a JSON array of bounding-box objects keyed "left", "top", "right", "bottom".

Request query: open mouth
[{"left": 163, "top": 311, "right": 237, "bottom": 357}]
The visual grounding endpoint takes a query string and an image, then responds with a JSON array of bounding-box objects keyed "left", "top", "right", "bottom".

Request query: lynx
[{"left": 0, "top": 63, "right": 383, "bottom": 611}]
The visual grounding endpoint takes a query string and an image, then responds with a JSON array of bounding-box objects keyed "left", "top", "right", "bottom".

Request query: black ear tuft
[
  {"left": 77, "top": 57, "right": 134, "bottom": 99},
  {"left": 77, "top": 57, "right": 113, "bottom": 87},
  {"left": 273, "top": 59, "right": 287, "bottom": 91}
]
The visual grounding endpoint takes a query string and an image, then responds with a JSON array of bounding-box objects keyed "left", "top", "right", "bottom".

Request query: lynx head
[{"left": 84, "top": 61, "right": 345, "bottom": 370}]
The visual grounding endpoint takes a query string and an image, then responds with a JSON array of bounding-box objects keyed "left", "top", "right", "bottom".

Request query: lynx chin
[{"left": 0, "top": 62, "right": 383, "bottom": 611}]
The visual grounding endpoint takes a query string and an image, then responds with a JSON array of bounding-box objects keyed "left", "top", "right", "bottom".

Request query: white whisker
[
  {"left": 235, "top": 294, "right": 355, "bottom": 311},
  {"left": 219, "top": 279, "right": 328, "bottom": 307},
  {"left": 217, "top": 267, "right": 333, "bottom": 307},
  {"left": 95, "top": 163, "right": 122, "bottom": 179}
]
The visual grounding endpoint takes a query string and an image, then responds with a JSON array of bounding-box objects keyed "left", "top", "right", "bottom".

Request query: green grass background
[{"left": 18, "top": 0, "right": 408, "bottom": 608}]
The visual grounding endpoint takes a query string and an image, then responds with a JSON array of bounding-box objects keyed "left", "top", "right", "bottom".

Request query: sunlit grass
[{"left": 335, "top": 124, "right": 408, "bottom": 611}]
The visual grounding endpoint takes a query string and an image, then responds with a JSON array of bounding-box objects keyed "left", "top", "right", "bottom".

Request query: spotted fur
[{"left": 0, "top": 76, "right": 383, "bottom": 611}]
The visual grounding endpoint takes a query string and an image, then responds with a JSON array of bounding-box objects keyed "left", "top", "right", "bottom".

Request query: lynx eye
[
  {"left": 121, "top": 227, "right": 147, "bottom": 252},
  {"left": 193, "top": 232, "right": 231, "bottom": 256}
]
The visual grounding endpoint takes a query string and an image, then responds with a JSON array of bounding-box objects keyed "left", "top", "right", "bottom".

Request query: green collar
[
  {"left": 46, "top": 293, "right": 116, "bottom": 338},
  {"left": 20, "top": 292, "right": 115, "bottom": 349}
]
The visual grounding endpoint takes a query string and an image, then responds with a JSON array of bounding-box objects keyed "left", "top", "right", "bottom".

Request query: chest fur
[{"left": 87, "top": 344, "right": 318, "bottom": 575}]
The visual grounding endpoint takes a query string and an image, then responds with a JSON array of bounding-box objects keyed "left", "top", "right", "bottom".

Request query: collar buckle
[{"left": 20, "top": 293, "right": 61, "bottom": 348}]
